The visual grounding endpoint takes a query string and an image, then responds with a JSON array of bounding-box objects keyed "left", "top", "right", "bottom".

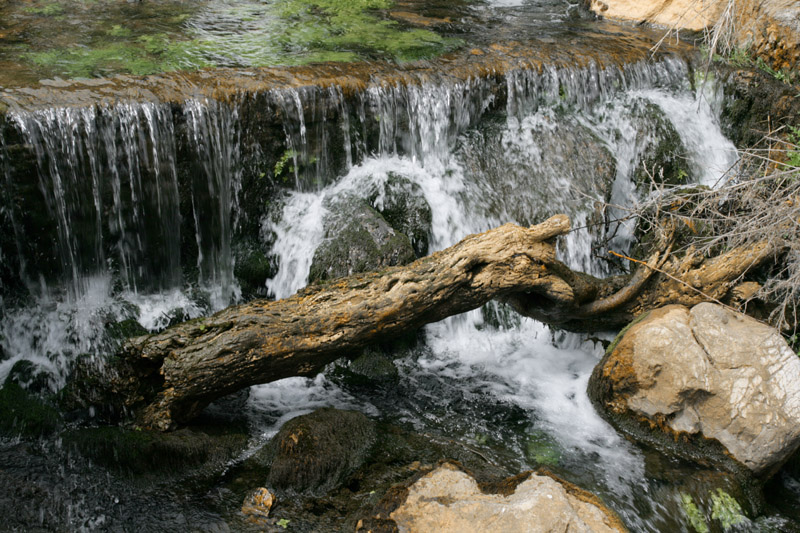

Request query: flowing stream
[{"left": 1, "top": 9, "right": 798, "bottom": 530}]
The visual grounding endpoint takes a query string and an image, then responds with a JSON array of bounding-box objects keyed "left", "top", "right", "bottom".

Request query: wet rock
[
  {"left": 718, "top": 66, "right": 800, "bottom": 148},
  {"left": 63, "top": 426, "right": 249, "bottom": 476},
  {"left": 0, "top": 380, "right": 61, "bottom": 437},
  {"left": 4, "top": 359, "right": 56, "bottom": 394},
  {"left": 202, "top": 388, "right": 251, "bottom": 422},
  {"left": 253, "top": 407, "right": 377, "bottom": 495},
  {"left": 309, "top": 197, "right": 416, "bottom": 283},
  {"left": 631, "top": 100, "right": 691, "bottom": 188},
  {"left": 370, "top": 463, "right": 626, "bottom": 532},
  {"left": 334, "top": 347, "right": 400, "bottom": 388},
  {"left": 241, "top": 487, "right": 274, "bottom": 520},
  {"left": 456, "top": 115, "right": 616, "bottom": 228},
  {"left": 589, "top": 303, "right": 800, "bottom": 477},
  {"left": 367, "top": 173, "right": 433, "bottom": 257},
  {"left": 233, "top": 239, "right": 274, "bottom": 298}
]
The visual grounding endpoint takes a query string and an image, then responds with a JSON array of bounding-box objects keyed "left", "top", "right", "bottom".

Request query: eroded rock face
[
  {"left": 386, "top": 463, "right": 626, "bottom": 533},
  {"left": 589, "top": 0, "right": 800, "bottom": 71},
  {"left": 589, "top": 303, "right": 800, "bottom": 477}
]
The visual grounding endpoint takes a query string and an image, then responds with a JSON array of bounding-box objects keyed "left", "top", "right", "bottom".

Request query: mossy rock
[
  {"left": 0, "top": 381, "right": 61, "bottom": 437},
  {"left": 367, "top": 173, "right": 432, "bottom": 257},
  {"left": 309, "top": 197, "right": 415, "bottom": 283},
  {"left": 4, "top": 359, "right": 56, "bottom": 394},
  {"left": 105, "top": 318, "right": 148, "bottom": 341},
  {"left": 233, "top": 239, "right": 274, "bottom": 298},
  {"left": 333, "top": 347, "right": 400, "bottom": 388},
  {"left": 251, "top": 407, "right": 377, "bottom": 495},
  {"left": 63, "top": 425, "right": 249, "bottom": 476},
  {"left": 631, "top": 100, "right": 691, "bottom": 189}
]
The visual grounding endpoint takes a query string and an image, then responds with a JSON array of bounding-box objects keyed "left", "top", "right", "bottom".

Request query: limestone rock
[
  {"left": 589, "top": 0, "right": 800, "bottom": 71},
  {"left": 309, "top": 197, "right": 416, "bottom": 283},
  {"left": 588, "top": 0, "right": 726, "bottom": 31},
  {"left": 387, "top": 463, "right": 626, "bottom": 533},
  {"left": 589, "top": 303, "right": 800, "bottom": 477}
]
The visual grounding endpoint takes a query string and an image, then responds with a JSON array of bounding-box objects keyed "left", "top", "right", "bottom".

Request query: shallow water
[{"left": 0, "top": 0, "right": 594, "bottom": 86}]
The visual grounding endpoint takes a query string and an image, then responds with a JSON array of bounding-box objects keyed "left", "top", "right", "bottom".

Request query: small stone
[{"left": 241, "top": 487, "right": 274, "bottom": 520}]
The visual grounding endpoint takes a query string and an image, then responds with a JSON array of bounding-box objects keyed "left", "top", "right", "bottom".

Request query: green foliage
[
  {"left": 680, "top": 493, "right": 710, "bottom": 533},
  {"left": 710, "top": 489, "right": 746, "bottom": 529},
  {"left": 274, "top": 149, "right": 298, "bottom": 179},
  {"left": 277, "top": 518, "right": 290, "bottom": 529},
  {"left": 785, "top": 126, "right": 800, "bottom": 170}
]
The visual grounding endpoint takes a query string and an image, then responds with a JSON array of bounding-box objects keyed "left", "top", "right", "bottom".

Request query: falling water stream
[{"left": 0, "top": 2, "right": 797, "bottom": 531}]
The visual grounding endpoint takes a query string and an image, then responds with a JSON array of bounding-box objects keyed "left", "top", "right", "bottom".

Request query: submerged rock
[
  {"left": 309, "top": 197, "right": 416, "bottom": 283},
  {"left": 363, "top": 463, "right": 626, "bottom": 532},
  {"left": 589, "top": 303, "right": 800, "bottom": 477},
  {"left": 253, "top": 407, "right": 376, "bottom": 495},
  {"left": 63, "top": 426, "right": 249, "bottom": 476}
]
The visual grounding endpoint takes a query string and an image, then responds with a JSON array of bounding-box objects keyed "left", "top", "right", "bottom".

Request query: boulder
[
  {"left": 309, "top": 197, "right": 416, "bottom": 283},
  {"left": 589, "top": 303, "right": 800, "bottom": 477},
  {"left": 366, "top": 463, "right": 626, "bottom": 532},
  {"left": 252, "top": 407, "right": 376, "bottom": 494},
  {"left": 367, "top": 173, "right": 433, "bottom": 258}
]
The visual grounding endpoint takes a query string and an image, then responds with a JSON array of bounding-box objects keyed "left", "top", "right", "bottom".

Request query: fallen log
[{"left": 110, "top": 215, "right": 776, "bottom": 430}]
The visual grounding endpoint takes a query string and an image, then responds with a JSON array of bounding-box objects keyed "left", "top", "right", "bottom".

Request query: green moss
[
  {"left": 681, "top": 493, "right": 710, "bottom": 533},
  {"left": 106, "top": 25, "right": 132, "bottom": 38},
  {"left": 605, "top": 310, "right": 651, "bottom": 357},
  {"left": 23, "top": 3, "right": 64, "bottom": 16},
  {"left": 710, "top": 489, "right": 746, "bottom": 529},
  {"left": 0, "top": 382, "right": 61, "bottom": 437},
  {"left": 524, "top": 430, "right": 561, "bottom": 466},
  {"left": 17, "top": 0, "right": 461, "bottom": 79}
]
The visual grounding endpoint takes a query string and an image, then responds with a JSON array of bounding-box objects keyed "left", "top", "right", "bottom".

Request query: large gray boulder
[
  {"left": 378, "top": 463, "right": 626, "bottom": 533},
  {"left": 589, "top": 303, "right": 800, "bottom": 477}
]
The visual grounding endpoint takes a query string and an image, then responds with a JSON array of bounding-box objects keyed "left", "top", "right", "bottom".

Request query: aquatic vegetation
[
  {"left": 525, "top": 430, "right": 561, "bottom": 466},
  {"left": 10, "top": 0, "right": 461, "bottom": 79},
  {"left": 710, "top": 488, "right": 746, "bottom": 529},
  {"left": 680, "top": 493, "right": 710, "bottom": 533}
]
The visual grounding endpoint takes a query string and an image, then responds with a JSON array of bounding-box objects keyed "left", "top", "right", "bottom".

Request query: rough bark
[{"left": 116, "top": 215, "right": 776, "bottom": 430}]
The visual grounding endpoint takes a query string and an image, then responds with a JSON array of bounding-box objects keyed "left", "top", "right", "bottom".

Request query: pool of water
[{"left": 0, "top": 0, "right": 602, "bottom": 87}]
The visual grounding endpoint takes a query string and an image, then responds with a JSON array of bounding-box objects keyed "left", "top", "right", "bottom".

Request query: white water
[{"left": 252, "top": 58, "right": 739, "bottom": 530}]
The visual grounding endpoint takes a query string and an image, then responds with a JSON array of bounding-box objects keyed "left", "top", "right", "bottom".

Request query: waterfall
[
  {"left": 0, "top": 51, "right": 745, "bottom": 531},
  {"left": 256, "top": 56, "right": 739, "bottom": 531}
]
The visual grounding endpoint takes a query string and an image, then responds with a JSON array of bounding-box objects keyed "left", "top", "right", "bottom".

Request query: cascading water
[
  {"left": 0, "top": 47, "right": 787, "bottom": 531},
  {"left": 257, "top": 57, "right": 744, "bottom": 531},
  {"left": 0, "top": 98, "right": 243, "bottom": 385}
]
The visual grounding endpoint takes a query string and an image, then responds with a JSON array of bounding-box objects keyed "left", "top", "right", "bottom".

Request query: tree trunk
[{"left": 113, "top": 215, "right": 776, "bottom": 430}]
